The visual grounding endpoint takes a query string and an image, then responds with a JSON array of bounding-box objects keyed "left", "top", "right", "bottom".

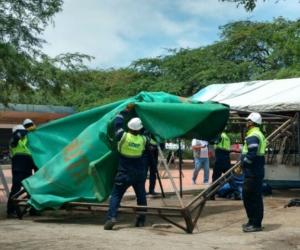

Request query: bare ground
[{"left": 1, "top": 188, "right": 300, "bottom": 250}]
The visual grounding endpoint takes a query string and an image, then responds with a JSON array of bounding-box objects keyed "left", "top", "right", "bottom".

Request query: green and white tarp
[{"left": 22, "top": 92, "right": 229, "bottom": 210}]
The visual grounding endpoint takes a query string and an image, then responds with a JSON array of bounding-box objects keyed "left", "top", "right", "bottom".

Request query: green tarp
[{"left": 22, "top": 92, "right": 229, "bottom": 210}]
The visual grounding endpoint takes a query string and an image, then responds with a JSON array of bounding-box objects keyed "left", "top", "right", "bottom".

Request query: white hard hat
[
  {"left": 23, "top": 118, "right": 33, "bottom": 126},
  {"left": 246, "top": 112, "right": 262, "bottom": 125},
  {"left": 12, "top": 125, "right": 26, "bottom": 133},
  {"left": 128, "top": 117, "right": 143, "bottom": 130}
]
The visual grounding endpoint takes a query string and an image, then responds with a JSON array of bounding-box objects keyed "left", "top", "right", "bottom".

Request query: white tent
[{"left": 191, "top": 78, "right": 300, "bottom": 112}]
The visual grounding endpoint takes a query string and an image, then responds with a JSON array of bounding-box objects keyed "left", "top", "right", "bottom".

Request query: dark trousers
[
  {"left": 212, "top": 161, "right": 240, "bottom": 196},
  {"left": 7, "top": 170, "right": 32, "bottom": 214},
  {"left": 107, "top": 171, "right": 147, "bottom": 223},
  {"left": 242, "top": 176, "right": 264, "bottom": 227},
  {"left": 146, "top": 153, "right": 158, "bottom": 192}
]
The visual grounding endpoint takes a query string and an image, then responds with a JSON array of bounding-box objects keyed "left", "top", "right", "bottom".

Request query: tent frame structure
[{"left": 9, "top": 112, "right": 299, "bottom": 233}]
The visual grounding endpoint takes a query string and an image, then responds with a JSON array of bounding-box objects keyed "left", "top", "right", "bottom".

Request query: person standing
[
  {"left": 104, "top": 103, "right": 150, "bottom": 230},
  {"left": 210, "top": 129, "right": 241, "bottom": 200},
  {"left": 145, "top": 136, "right": 165, "bottom": 195},
  {"left": 241, "top": 112, "right": 267, "bottom": 233},
  {"left": 6, "top": 125, "right": 39, "bottom": 218},
  {"left": 191, "top": 139, "right": 210, "bottom": 184}
]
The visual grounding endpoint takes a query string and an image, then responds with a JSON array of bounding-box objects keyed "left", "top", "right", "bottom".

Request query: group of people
[
  {"left": 191, "top": 131, "right": 241, "bottom": 200},
  {"left": 5, "top": 105, "right": 266, "bottom": 234},
  {"left": 191, "top": 112, "right": 266, "bottom": 233},
  {"left": 6, "top": 118, "right": 40, "bottom": 218},
  {"left": 104, "top": 103, "right": 266, "bottom": 233}
]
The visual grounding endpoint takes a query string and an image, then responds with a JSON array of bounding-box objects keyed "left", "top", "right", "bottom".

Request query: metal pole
[
  {"left": 157, "top": 146, "right": 185, "bottom": 208},
  {"left": 149, "top": 148, "right": 165, "bottom": 198},
  {"left": 0, "top": 163, "right": 10, "bottom": 197},
  {"left": 178, "top": 137, "right": 183, "bottom": 197},
  {"left": 296, "top": 113, "right": 300, "bottom": 178}
]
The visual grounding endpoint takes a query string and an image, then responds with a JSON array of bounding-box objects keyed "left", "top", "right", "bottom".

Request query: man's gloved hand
[
  {"left": 234, "top": 165, "right": 243, "bottom": 175},
  {"left": 26, "top": 125, "right": 36, "bottom": 132},
  {"left": 125, "top": 103, "right": 135, "bottom": 112}
]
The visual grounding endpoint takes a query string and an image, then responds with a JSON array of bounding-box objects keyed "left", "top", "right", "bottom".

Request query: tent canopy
[
  {"left": 191, "top": 78, "right": 300, "bottom": 112},
  {"left": 22, "top": 92, "right": 229, "bottom": 210}
]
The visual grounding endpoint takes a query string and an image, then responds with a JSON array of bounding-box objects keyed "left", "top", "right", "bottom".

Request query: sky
[{"left": 41, "top": 0, "right": 300, "bottom": 70}]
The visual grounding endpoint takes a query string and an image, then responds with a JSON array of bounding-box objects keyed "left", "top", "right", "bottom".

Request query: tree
[
  {"left": 219, "top": 0, "right": 290, "bottom": 12},
  {"left": 0, "top": 0, "right": 93, "bottom": 106}
]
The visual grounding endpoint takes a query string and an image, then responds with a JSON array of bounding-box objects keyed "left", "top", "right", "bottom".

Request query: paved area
[{"left": 0, "top": 160, "right": 210, "bottom": 202}]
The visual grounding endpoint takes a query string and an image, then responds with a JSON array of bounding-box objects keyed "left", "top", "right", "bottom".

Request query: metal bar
[
  {"left": 159, "top": 215, "right": 187, "bottom": 232},
  {"left": 178, "top": 137, "right": 183, "bottom": 197},
  {"left": 0, "top": 163, "right": 9, "bottom": 197},
  {"left": 150, "top": 144, "right": 165, "bottom": 198},
  {"left": 157, "top": 146, "right": 185, "bottom": 208}
]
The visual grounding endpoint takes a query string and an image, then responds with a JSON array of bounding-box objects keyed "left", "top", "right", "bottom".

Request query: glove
[
  {"left": 234, "top": 165, "right": 243, "bottom": 175},
  {"left": 27, "top": 125, "right": 36, "bottom": 132},
  {"left": 125, "top": 103, "right": 135, "bottom": 112}
]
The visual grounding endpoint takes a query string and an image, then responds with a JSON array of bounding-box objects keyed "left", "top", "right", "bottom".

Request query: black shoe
[
  {"left": 7, "top": 213, "right": 18, "bottom": 219},
  {"left": 208, "top": 196, "right": 215, "bottom": 200},
  {"left": 243, "top": 225, "right": 263, "bottom": 233},
  {"left": 104, "top": 218, "right": 117, "bottom": 230},
  {"left": 232, "top": 194, "right": 242, "bottom": 200},
  {"left": 29, "top": 210, "right": 42, "bottom": 216},
  {"left": 147, "top": 191, "right": 158, "bottom": 195},
  {"left": 242, "top": 222, "right": 251, "bottom": 229},
  {"left": 135, "top": 221, "right": 145, "bottom": 227}
]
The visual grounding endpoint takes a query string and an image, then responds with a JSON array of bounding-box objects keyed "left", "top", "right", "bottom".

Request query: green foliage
[
  {"left": 2, "top": 4, "right": 300, "bottom": 115},
  {"left": 219, "top": 0, "right": 279, "bottom": 12},
  {"left": 0, "top": 0, "right": 93, "bottom": 106}
]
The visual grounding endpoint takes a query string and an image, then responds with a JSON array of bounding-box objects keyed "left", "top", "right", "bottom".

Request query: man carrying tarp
[
  {"left": 7, "top": 125, "right": 39, "bottom": 218},
  {"left": 104, "top": 103, "right": 150, "bottom": 230}
]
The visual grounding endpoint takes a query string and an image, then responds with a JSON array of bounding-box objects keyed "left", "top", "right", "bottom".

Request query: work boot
[
  {"left": 232, "top": 194, "right": 242, "bottom": 200},
  {"left": 147, "top": 191, "right": 158, "bottom": 195},
  {"left": 135, "top": 221, "right": 145, "bottom": 227},
  {"left": 242, "top": 222, "right": 251, "bottom": 229},
  {"left": 7, "top": 213, "right": 18, "bottom": 219},
  {"left": 29, "top": 208, "right": 42, "bottom": 216},
  {"left": 104, "top": 218, "right": 117, "bottom": 230},
  {"left": 208, "top": 196, "right": 215, "bottom": 201},
  {"left": 243, "top": 225, "right": 263, "bottom": 233}
]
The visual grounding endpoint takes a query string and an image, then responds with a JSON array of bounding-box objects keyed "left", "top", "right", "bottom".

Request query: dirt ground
[{"left": 0, "top": 188, "right": 300, "bottom": 250}]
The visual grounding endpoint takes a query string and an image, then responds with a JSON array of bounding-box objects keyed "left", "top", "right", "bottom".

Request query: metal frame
[{"left": 9, "top": 113, "right": 298, "bottom": 233}]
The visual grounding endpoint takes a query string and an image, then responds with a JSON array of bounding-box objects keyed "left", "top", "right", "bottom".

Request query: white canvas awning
[{"left": 191, "top": 78, "right": 300, "bottom": 112}]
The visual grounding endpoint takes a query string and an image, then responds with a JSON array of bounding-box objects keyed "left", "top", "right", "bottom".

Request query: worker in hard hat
[
  {"left": 104, "top": 103, "right": 150, "bottom": 230},
  {"left": 210, "top": 127, "right": 241, "bottom": 201},
  {"left": 6, "top": 125, "right": 40, "bottom": 218},
  {"left": 241, "top": 112, "right": 267, "bottom": 233},
  {"left": 145, "top": 135, "right": 165, "bottom": 195},
  {"left": 23, "top": 118, "right": 36, "bottom": 132}
]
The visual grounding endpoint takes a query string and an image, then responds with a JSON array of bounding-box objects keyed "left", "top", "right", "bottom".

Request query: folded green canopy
[{"left": 22, "top": 92, "right": 229, "bottom": 210}]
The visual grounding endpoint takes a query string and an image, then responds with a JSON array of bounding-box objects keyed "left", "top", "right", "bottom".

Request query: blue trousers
[
  {"left": 242, "top": 176, "right": 264, "bottom": 227},
  {"left": 192, "top": 157, "right": 209, "bottom": 183},
  {"left": 107, "top": 171, "right": 147, "bottom": 223}
]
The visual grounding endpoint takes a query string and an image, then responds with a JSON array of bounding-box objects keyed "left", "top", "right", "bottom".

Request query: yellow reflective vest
[{"left": 118, "top": 132, "right": 146, "bottom": 158}]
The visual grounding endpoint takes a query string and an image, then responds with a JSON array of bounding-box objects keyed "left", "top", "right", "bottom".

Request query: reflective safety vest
[
  {"left": 150, "top": 138, "right": 157, "bottom": 146},
  {"left": 10, "top": 137, "right": 31, "bottom": 158},
  {"left": 118, "top": 132, "right": 146, "bottom": 158},
  {"left": 215, "top": 132, "right": 230, "bottom": 151},
  {"left": 242, "top": 127, "right": 266, "bottom": 156}
]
